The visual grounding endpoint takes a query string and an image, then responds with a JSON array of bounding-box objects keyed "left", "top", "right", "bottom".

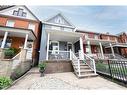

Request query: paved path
[{"left": 9, "top": 68, "right": 127, "bottom": 90}]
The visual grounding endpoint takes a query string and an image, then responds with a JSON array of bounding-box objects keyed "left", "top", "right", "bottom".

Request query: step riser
[{"left": 79, "top": 75, "right": 98, "bottom": 78}]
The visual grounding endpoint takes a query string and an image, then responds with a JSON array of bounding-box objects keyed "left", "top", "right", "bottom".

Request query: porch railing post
[
  {"left": 46, "top": 33, "right": 50, "bottom": 60},
  {"left": 70, "top": 49, "right": 72, "bottom": 60}
]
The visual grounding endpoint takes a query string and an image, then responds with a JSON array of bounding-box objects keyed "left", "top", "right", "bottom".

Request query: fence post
[{"left": 108, "top": 60, "right": 113, "bottom": 79}]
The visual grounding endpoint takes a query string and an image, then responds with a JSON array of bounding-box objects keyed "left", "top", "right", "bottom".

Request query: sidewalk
[{"left": 8, "top": 68, "right": 127, "bottom": 90}]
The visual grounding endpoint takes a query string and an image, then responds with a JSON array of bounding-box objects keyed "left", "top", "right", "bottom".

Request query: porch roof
[
  {"left": 83, "top": 38, "right": 116, "bottom": 45},
  {"left": 0, "top": 26, "right": 36, "bottom": 40},
  {"left": 105, "top": 43, "right": 127, "bottom": 48},
  {"left": 46, "top": 30, "right": 83, "bottom": 43}
]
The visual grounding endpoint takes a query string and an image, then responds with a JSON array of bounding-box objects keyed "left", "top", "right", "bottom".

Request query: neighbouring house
[
  {"left": 76, "top": 30, "right": 127, "bottom": 59},
  {"left": 0, "top": 5, "right": 41, "bottom": 65},
  {"left": 0, "top": 5, "right": 41, "bottom": 78}
]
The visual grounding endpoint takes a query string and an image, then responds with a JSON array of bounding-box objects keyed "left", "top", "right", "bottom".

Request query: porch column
[
  {"left": 24, "top": 34, "right": 29, "bottom": 49},
  {"left": 99, "top": 42, "right": 104, "bottom": 59},
  {"left": 1, "top": 32, "right": 8, "bottom": 48},
  {"left": 79, "top": 37, "right": 84, "bottom": 60},
  {"left": 110, "top": 43, "right": 115, "bottom": 58},
  {"left": 87, "top": 40, "right": 91, "bottom": 54},
  {"left": 46, "top": 33, "right": 50, "bottom": 60}
]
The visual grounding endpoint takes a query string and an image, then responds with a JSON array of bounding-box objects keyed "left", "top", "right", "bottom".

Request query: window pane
[
  {"left": 6, "top": 20, "right": 15, "bottom": 27},
  {"left": 18, "top": 9, "right": 23, "bottom": 16}
]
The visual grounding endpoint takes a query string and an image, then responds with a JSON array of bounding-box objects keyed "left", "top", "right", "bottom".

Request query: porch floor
[{"left": 8, "top": 67, "right": 126, "bottom": 90}]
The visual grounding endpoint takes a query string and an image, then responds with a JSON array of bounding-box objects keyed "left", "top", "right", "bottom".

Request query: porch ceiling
[
  {"left": 47, "top": 30, "right": 82, "bottom": 43},
  {"left": 0, "top": 26, "right": 36, "bottom": 40}
]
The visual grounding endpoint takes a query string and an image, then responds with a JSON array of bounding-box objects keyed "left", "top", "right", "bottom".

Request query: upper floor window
[
  {"left": 28, "top": 23, "right": 35, "bottom": 32},
  {"left": 13, "top": 8, "right": 27, "bottom": 17},
  {"left": 6, "top": 20, "right": 15, "bottom": 27},
  {"left": 55, "top": 17, "right": 64, "bottom": 24},
  {"left": 88, "top": 33, "right": 94, "bottom": 39}
]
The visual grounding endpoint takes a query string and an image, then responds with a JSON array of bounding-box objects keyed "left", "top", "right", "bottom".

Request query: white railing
[
  {"left": 48, "top": 50, "right": 70, "bottom": 60},
  {"left": 71, "top": 50, "right": 81, "bottom": 76},
  {"left": 84, "top": 53, "right": 96, "bottom": 74},
  {"left": 86, "top": 53, "right": 102, "bottom": 59}
]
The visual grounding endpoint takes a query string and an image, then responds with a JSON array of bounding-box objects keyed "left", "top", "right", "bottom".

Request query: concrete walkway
[{"left": 8, "top": 68, "right": 127, "bottom": 90}]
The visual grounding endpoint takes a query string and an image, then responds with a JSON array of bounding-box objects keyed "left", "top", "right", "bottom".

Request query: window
[
  {"left": 13, "top": 8, "right": 27, "bottom": 17},
  {"left": 18, "top": 8, "right": 23, "bottom": 16},
  {"left": 6, "top": 20, "right": 15, "bottom": 27},
  {"left": 28, "top": 23, "right": 35, "bottom": 31}
]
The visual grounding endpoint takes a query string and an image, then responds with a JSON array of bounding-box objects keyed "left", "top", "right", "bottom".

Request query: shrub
[
  {"left": 38, "top": 62, "right": 46, "bottom": 70},
  {"left": 0, "top": 77, "right": 12, "bottom": 89},
  {"left": 4, "top": 48, "right": 19, "bottom": 58}
]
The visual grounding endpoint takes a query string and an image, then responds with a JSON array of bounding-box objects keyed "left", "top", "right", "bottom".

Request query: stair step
[
  {"left": 73, "top": 64, "right": 87, "bottom": 66},
  {"left": 78, "top": 74, "right": 98, "bottom": 78},
  {"left": 74, "top": 67, "right": 90, "bottom": 70},
  {"left": 75, "top": 69, "right": 93, "bottom": 73}
]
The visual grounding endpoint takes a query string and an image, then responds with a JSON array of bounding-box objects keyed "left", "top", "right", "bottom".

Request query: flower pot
[{"left": 39, "top": 68, "right": 45, "bottom": 77}]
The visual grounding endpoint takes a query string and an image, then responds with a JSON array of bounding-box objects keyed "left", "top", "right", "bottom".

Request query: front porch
[
  {"left": 83, "top": 38, "right": 126, "bottom": 60},
  {"left": 0, "top": 26, "right": 36, "bottom": 60},
  {"left": 0, "top": 26, "right": 36, "bottom": 78},
  {"left": 46, "top": 30, "right": 84, "bottom": 60}
]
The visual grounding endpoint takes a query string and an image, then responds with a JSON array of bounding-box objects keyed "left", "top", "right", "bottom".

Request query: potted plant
[{"left": 38, "top": 62, "right": 46, "bottom": 77}]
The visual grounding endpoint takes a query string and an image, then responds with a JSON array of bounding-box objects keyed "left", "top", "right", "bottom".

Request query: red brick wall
[{"left": 0, "top": 16, "right": 41, "bottom": 62}]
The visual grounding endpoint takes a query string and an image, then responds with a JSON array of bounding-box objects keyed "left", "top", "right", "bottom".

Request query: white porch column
[
  {"left": 24, "top": 34, "right": 28, "bottom": 49},
  {"left": 99, "top": 42, "right": 104, "bottom": 59},
  {"left": 1, "top": 32, "right": 8, "bottom": 48},
  {"left": 87, "top": 40, "right": 91, "bottom": 54},
  {"left": 46, "top": 33, "right": 50, "bottom": 60},
  {"left": 79, "top": 37, "right": 84, "bottom": 60},
  {"left": 110, "top": 43, "right": 115, "bottom": 58}
]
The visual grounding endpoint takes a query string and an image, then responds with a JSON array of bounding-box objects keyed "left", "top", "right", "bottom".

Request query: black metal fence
[{"left": 96, "top": 59, "right": 127, "bottom": 84}]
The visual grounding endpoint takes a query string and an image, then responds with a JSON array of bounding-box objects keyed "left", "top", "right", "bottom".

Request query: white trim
[
  {"left": 44, "top": 22, "right": 75, "bottom": 29},
  {"left": 24, "top": 34, "right": 28, "bottom": 49},
  {"left": 110, "top": 43, "right": 115, "bottom": 58},
  {"left": 0, "top": 26, "right": 36, "bottom": 40},
  {"left": 46, "top": 33, "right": 50, "bottom": 60},
  {"left": 1, "top": 32, "right": 8, "bottom": 48},
  {"left": 99, "top": 42, "right": 104, "bottom": 59},
  {"left": 79, "top": 37, "right": 84, "bottom": 60},
  {"left": 44, "top": 13, "right": 75, "bottom": 28}
]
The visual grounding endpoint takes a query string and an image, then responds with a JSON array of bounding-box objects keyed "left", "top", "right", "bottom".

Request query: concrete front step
[
  {"left": 78, "top": 73, "right": 98, "bottom": 78},
  {"left": 75, "top": 69, "right": 93, "bottom": 73},
  {"left": 73, "top": 64, "right": 87, "bottom": 66}
]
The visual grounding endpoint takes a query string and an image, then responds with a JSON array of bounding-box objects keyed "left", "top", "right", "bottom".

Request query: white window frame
[{"left": 6, "top": 20, "right": 15, "bottom": 27}]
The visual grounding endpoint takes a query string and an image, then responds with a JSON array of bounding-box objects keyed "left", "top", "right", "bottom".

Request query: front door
[
  {"left": 67, "top": 43, "right": 72, "bottom": 51},
  {"left": 51, "top": 41, "right": 59, "bottom": 54}
]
